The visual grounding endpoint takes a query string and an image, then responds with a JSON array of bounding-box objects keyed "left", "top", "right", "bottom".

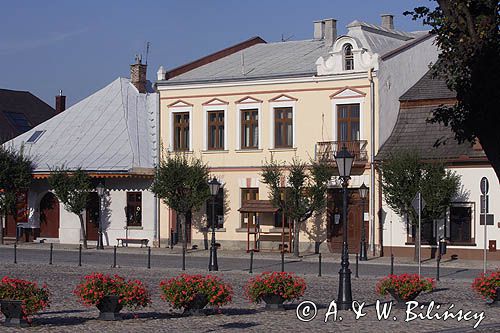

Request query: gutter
[{"left": 368, "top": 68, "right": 376, "bottom": 256}]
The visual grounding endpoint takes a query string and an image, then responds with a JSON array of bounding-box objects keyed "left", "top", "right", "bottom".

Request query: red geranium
[
  {"left": 0, "top": 276, "right": 50, "bottom": 321},
  {"left": 376, "top": 273, "right": 434, "bottom": 301},
  {"left": 245, "top": 272, "right": 306, "bottom": 303},
  {"left": 472, "top": 271, "right": 500, "bottom": 300}
]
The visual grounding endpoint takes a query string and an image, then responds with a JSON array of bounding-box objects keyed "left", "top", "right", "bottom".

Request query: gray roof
[
  {"left": 400, "top": 69, "right": 456, "bottom": 101},
  {"left": 4, "top": 78, "right": 158, "bottom": 173}
]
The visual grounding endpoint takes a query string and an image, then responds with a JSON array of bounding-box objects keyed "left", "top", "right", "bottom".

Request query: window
[
  {"left": 206, "top": 188, "right": 224, "bottom": 228},
  {"left": 241, "top": 188, "right": 259, "bottom": 227},
  {"left": 241, "top": 109, "right": 258, "bottom": 149},
  {"left": 274, "top": 107, "right": 293, "bottom": 148},
  {"left": 449, "top": 204, "right": 473, "bottom": 243},
  {"left": 26, "top": 130, "right": 45, "bottom": 143},
  {"left": 126, "top": 192, "right": 142, "bottom": 227},
  {"left": 173, "top": 112, "right": 189, "bottom": 151},
  {"left": 207, "top": 110, "right": 224, "bottom": 150},
  {"left": 4, "top": 112, "right": 32, "bottom": 132},
  {"left": 337, "top": 104, "right": 360, "bottom": 142},
  {"left": 343, "top": 44, "right": 354, "bottom": 70}
]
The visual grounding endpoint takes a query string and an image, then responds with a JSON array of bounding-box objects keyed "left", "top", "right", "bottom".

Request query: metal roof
[
  {"left": 4, "top": 78, "right": 158, "bottom": 173},
  {"left": 400, "top": 69, "right": 456, "bottom": 101}
]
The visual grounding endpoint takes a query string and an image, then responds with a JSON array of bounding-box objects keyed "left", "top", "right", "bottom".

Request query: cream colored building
[{"left": 156, "top": 16, "right": 438, "bottom": 254}]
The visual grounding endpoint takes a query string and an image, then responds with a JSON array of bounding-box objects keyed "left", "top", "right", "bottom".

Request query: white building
[{"left": 4, "top": 59, "right": 159, "bottom": 247}]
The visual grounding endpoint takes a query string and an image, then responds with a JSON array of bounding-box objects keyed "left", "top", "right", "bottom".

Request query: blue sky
[{"left": 0, "top": 0, "right": 432, "bottom": 107}]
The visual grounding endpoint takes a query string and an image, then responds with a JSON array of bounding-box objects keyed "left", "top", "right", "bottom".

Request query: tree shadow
[
  {"left": 301, "top": 212, "right": 327, "bottom": 254},
  {"left": 123, "top": 311, "right": 183, "bottom": 320},
  {"left": 220, "top": 322, "right": 260, "bottom": 329}
]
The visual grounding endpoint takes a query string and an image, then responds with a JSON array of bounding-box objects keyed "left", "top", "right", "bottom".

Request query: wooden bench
[{"left": 117, "top": 238, "right": 149, "bottom": 248}]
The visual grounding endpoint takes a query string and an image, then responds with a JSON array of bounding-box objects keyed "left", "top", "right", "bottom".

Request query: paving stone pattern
[{"left": 0, "top": 263, "right": 499, "bottom": 332}]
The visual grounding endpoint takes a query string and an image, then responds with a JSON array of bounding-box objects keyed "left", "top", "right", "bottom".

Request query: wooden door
[
  {"left": 85, "top": 192, "right": 99, "bottom": 241},
  {"left": 39, "top": 192, "right": 60, "bottom": 238}
]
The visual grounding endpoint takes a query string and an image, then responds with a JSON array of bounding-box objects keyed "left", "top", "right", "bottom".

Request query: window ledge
[
  {"left": 235, "top": 149, "right": 263, "bottom": 153},
  {"left": 170, "top": 150, "right": 193, "bottom": 154},
  {"left": 126, "top": 226, "right": 143, "bottom": 230},
  {"left": 269, "top": 147, "right": 297, "bottom": 152},
  {"left": 201, "top": 150, "right": 229, "bottom": 154}
]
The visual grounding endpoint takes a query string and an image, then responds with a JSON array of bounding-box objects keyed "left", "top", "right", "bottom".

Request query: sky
[{"left": 0, "top": 0, "right": 433, "bottom": 108}]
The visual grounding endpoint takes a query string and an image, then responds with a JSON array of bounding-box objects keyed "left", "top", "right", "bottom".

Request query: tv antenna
[
  {"left": 145, "top": 41, "right": 150, "bottom": 65},
  {"left": 281, "top": 34, "right": 294, "bottom": 42}
]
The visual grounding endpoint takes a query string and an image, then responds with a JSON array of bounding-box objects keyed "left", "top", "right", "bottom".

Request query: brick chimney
[
  {"left": 55, "top": 90, "right": 66, "bottom": 113},
  {"left": 313, "top": 18, "right": 337, "bottom": 46},
  {"left": 381, "top": 14, "right": 394, "bottom": 29},
  {"left": 130, "top": 55, "right": 147, "bottom": 93}
]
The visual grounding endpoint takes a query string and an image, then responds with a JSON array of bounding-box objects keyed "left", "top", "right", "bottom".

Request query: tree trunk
[
  {"left": 78, "top": 213, "right": 88, "bottom": 249},
  {"left": 182, "top": 213, "right": 188, "bottom": 254},
  {"left": 293, "top": 219, "right": 300, "bottom": 257},
  {"left": 0, "top": 211, "right": 4, "bottom": 245}
]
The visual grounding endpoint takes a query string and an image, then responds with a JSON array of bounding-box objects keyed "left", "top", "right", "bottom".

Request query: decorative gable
[
  {"left": 268, "top": 94, "right": 298, "bottom": 102},
  {"left": 330, "top": 87, "right": 366, "bottom": 99},
  {"left": 202, "top": 98, "right": 229, "bottom": 106},
  {"left": 167, "top": 100, "right": 193, "bottom": 108},
  {"left": 235, "top": 96, "right": 263, "bottom": 104}
]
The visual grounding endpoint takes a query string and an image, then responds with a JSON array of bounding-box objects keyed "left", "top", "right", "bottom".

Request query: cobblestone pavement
[{"left": 0, "top": 263, "right": 499, "bottom": 332}]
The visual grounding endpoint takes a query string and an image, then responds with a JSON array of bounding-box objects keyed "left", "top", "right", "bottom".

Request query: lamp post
[
  {"left": 96, "top": 182, "right": 105, "bottom": 250},
  {"left": 208, "top": 177, "right": 221, "bottom": 271},
  {"left": 0, "top": 189, "right": 5, "bottom": 245},
  {"left": 334, "top": 145, "right": 355, "bottom": 310},
  {"left": 358, "top": 182, "right": 368, "bottom": 261}
]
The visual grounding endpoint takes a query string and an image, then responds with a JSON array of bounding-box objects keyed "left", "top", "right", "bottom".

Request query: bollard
[
  {"left": 281, "top": 251, "right": 285, "bottom": 272},
  {"left": 14, "top": 244, "right": 17, "bottom": 264},
  {"left": 147, "top": 246, "right": 151, "bottom": 269},
  {"left": 249, "top": 250, "right": 254, "bottom": 274},
  {"left": 49, "top": 243, "right": 53, "bottom": 265},
  {"left": 436, "top": 255, "right": 440, "bottom": 281},
  {"left": 355, "top": 253, "right": 359, "bottom": 278},
  {"left": 78, "top": 244, "right": 82, "bottom": 267},
  {"left": 318, "top": 253, "right": 322, "bottom": 277},
  {"left": 112, "top": 246, "right": 117, "bottom": 268},
  {"left": 390, "top": 253, "right": 394, "bottom": 275},
  {"left": 182, "top": 246, "right": 186, "bottom": 271}
]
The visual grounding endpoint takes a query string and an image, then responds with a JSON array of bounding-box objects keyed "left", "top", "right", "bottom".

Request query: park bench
[{"left": 116, "top": 238, "right": 149, "bottom": 248}]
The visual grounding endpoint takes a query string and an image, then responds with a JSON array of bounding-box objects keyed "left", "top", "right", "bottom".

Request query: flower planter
[
  {"left": 388, "top": 289, "right": 421, "bottom": 308},
  {"left": 262, "top": 294, "right": 285, "bottom": 311},
  {"left": 0, "top": 300, "right": 29, "bottom": 327},
  {"left": 182, "top": 294, "right": 208, "bottom": 316},
  {"left": 96, "top": 295, "right": 123, "bottom": 321},
  {"left": 489, "top": 287, "right": 500, "bottom": 307}
]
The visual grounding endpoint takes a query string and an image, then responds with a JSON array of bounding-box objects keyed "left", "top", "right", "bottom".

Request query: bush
[
  {"left": 245, "top": 272, "right": 306, "bottom": 303},
  {"left": 74, "top": 273, "right": 150, "bottom": 310},
  {"left": 472, "top": 271, "right": 500, "bottom": 300},
  {"left": 0, "top": 276, "right": 50, "bottom": 319},
  {"left": 376, "top": 274, "right": 434, "bottom": 301},
  {"left": 159, "top": 274, "right": 232, "bottom": 309}
]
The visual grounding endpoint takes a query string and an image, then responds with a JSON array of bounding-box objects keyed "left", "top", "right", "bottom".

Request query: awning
[{"left": 238, "top": 200, "right": 279, "bottom": 213}]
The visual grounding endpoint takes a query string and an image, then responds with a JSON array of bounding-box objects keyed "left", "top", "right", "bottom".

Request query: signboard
[
  {"left": 480, "top": 214, "right": 494, "bottom": 226},
  {"left": 14, "top": 191, "right": 28, "bottom": 223},
  {"left": 480, "top": 177, "right": 489, "bottom": 195},
  {"left": 480, "top": 195, "right": 489, "bottom": 214},
  {"left": 412, "top": 192, "right": 426, "bottom": 214}
]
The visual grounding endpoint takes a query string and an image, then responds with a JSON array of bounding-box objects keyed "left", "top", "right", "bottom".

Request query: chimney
[
  {"left": 381, "top": 14, "right": 394, "bottom": 29},
  {"left": 130, "top": 55, "right": 147, "bottom": 93},
  {"left": 324, "top": 19, "right": 337, "bottom": 46},
  {"left": 55, "top": 90, "right": 66, "bottom": 113},
  {"left": 314, "top": 20, "right": 325, "bottom": 39}
]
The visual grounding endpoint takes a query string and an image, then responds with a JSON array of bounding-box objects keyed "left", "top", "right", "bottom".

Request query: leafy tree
[
  {"left": 48, "top": 168, "right": 94, "bottom": 249},
  {"left": 0, "top": 146, "right": 33, "bottom": 244},
  {"left": 405, "top": 0, "right": 500, "bottom": 180},
  {"left": 261, "top": 158, "right": 334, "bottom": 257},
  {"left": 379, "top": 151, "right": 460, "bottom": 261},
  {"left": 150, "top": 154, "right": 210, "bottom": 256}
]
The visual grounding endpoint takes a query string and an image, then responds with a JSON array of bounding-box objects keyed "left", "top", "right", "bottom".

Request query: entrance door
[
  {"left": 327, "top": 189, "right": 368, "bottom": 254},
  {"left": 85, "top": 192, "right": 99, "bottom": 241},
  {"left": 39, "top": 192, "right": 60, "bottom": 238}
]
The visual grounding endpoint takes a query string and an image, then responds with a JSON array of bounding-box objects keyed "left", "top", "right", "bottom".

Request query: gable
[{"left": 330, "top": 87, "right": 366, "bottom": 99}]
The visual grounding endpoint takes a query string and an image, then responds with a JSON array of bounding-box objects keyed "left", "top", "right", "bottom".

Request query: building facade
[{"left": 156, "top": 16, "right": 438, "bottom": 254}]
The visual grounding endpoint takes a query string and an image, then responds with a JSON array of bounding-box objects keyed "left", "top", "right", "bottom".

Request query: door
[
  {"left": 85, "top": 192, "right": 99, "bottom": 241},
  {"left": 39, "top": 192, "right": 60, "bottom": 238},
  {"left": 327, "top": 189, "right": 368, "bottom": 254}
]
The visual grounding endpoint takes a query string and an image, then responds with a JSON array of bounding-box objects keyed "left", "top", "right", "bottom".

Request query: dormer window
[{"left": 343, "top": 44, "right": 354, "bottom": 70}]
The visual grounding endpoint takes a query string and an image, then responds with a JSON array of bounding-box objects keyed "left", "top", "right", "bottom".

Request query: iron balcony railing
[{"left": 315, "top": 140, "right": 368, "bottom": 163}]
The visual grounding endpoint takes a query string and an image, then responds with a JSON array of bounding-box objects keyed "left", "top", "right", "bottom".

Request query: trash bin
[{"left": 439, "top": 239, "right": 447, "bottom": 255}]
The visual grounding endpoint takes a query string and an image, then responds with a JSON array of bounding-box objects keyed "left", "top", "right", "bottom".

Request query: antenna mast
[{"left": 145, "top": 41, "right": 150, "bottom": 65}]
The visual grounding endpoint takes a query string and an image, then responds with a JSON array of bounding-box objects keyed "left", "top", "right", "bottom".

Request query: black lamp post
[
  {"left": 358, "top": 182, "right": 368, "bottom": 261},
  {"left": 334, "top": 145, "right": 355, "bottom": 310},
  {"left": 208, "top": 177, "right": 221, "bottom": 271},
  {"left": 96, "top": 182, "right": 105, "bottom": 250}
]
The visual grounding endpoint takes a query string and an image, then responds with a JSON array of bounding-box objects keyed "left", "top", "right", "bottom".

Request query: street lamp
[
  {"left": 208, "top": 176, "right": 221, "bottom": 271},
  {"left": 358, "top": 182, "right": 368, "bottom": 261},
  {"left": 96, "top": 182, "right": 105, "bottom": 250},
  {"left": 334, "top": 145, "right": 355, "bottom": 310}
]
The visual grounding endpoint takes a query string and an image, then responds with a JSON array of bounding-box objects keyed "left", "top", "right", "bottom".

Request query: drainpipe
[
  {"left": 156, "top": 91, "right": 161, "bottom": 248},
  {"left": 368, "top": 68, "right": 376, "bottom": 256}
]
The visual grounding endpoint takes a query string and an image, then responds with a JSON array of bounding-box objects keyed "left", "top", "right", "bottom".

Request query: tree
[
  {"left": 150, "top": 154, "right": 210, "bottom": 257},
  {"left": 405, "top": 1, "right": 500, "bottom": 180},
  {"left": 0, "top": 146, "right": 33, "bottom": 244},
  {"left": 261, "top": 157, "right": 334, "bottom": 257},
  {"left": 379, "top": 151, "right": 460, "bottom": 261},
  {"left": 48, "top": 168, "right": 94, "bottom": 249}
]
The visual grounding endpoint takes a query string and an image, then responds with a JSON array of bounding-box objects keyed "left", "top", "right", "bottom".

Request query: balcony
[{"left": 315, "top": 140, "right": 368, "bottom": 163}]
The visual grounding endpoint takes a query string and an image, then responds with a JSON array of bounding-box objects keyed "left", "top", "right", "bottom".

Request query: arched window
[{"left": 343, "top": 44, "right": 354, "bottom": 70}]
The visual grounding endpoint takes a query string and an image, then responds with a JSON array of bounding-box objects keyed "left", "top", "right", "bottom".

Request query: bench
[{"left": 117, "top": 238, "right": 149, "bottom": 248}]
